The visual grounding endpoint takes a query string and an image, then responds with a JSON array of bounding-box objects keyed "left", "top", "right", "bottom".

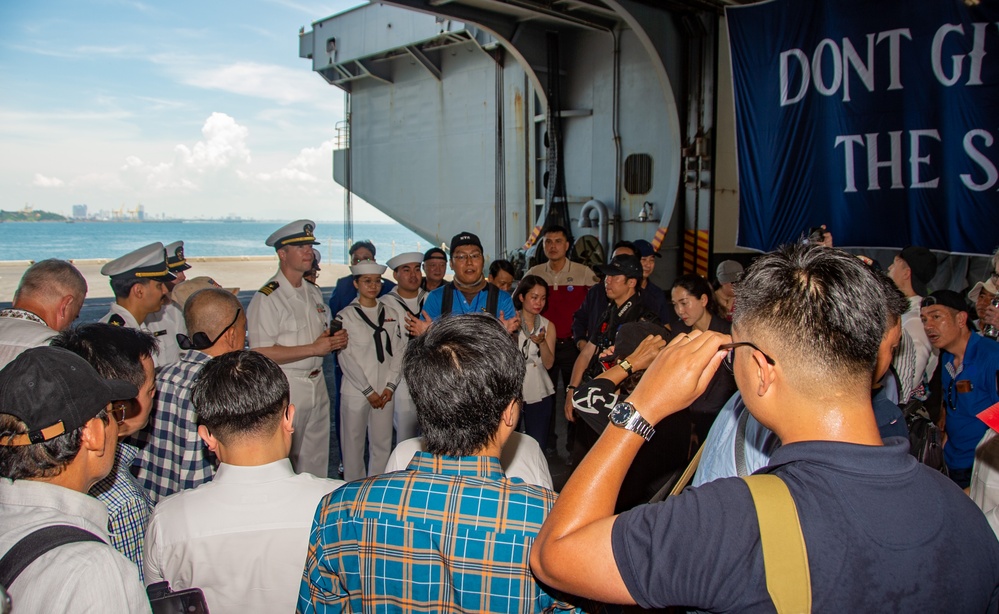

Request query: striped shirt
[
  {"left": 297, "top": 452, "right": 582, "bottom": 613},
  {"left": 133, "top": 350, "right": 216, "bottom": 504}
]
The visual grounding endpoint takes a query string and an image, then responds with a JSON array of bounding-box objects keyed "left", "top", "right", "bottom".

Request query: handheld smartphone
[{"left": 147, "top": 582, "right": 209, "bottom": 614}]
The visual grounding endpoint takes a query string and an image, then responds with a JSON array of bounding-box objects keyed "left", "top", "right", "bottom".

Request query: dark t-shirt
[{"left": 612, "top": 438, "right": 999, "bottom": 612}]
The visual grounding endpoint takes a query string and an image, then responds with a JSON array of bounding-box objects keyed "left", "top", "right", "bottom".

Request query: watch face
[{"left": 609, "top": 402, "right": 633, "bottom": 426}]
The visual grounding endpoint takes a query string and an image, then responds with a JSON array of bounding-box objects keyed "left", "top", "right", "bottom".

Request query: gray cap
[{"left": 716, "top": 260, "right": 744, "bottom": 285}]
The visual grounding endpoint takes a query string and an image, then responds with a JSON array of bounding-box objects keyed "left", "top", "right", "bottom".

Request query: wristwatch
[
  {"left": 619, "top": 358, "right": 633, "bottom": 374},
  {"left": 608, "top": 401, "right": 656, "bottom": 441}
]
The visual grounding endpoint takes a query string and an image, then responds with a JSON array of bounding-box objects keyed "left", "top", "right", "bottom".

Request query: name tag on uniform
[{"left": 956, "top": 380, "right": 973, "bottom": 394}]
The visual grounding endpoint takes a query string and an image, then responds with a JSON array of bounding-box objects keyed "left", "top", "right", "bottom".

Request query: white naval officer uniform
[
  {"left": 143, "top": 240, "right": 193, "bottom": 368},
  {"left": 98, "top": 241, "right": 176, "bottom": 368},
  {"left": 247, "top": 269, "right": 331, "bottom": 478},
  {"left": 336, "top": 295, "right": 404, "bottom": 482},
  {"left": 381, "top": 287, "right": 426, "bottom": 441},
  {"left": 142, "top": 302, "right": 186, "bottom": 367}
]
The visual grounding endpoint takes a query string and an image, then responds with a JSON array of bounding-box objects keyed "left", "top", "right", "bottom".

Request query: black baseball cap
[
  {"left": 596, "top": 254, "right": 643, "bottom": 281},
  {"left": 450, "top": 231, "right": 483, "bottom": 254},
  {"left": 899, "top": 246, "right": 937, "bottom": 296},
  {"left": 609, "top": 322, "right": 670, "bottom": 362},
  {"left": 921, "top": 289, "right": 977, "bottom": 331},
  {"left": 424, "top": 247, "right": 447, "bottom": 261},
  {"left": 0, "top": 346, "right": 137, "bottom": 446}
]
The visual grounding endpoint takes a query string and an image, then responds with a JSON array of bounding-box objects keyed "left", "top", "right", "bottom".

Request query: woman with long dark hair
[
  {"left": 513, "top": 275, "right": 555, "bottom": 448},
  {"left": 671, "top": 274, "right": 737, "bottom": 441}
]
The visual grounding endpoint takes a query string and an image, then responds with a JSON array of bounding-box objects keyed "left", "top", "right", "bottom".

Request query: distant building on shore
[{"left": 73, "top": 204, "right": 88, "bottom": 219}]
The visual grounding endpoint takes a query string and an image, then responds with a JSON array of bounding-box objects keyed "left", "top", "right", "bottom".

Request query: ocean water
[{"left": 0, "top": 220, "right": 431, "bottom": 264}]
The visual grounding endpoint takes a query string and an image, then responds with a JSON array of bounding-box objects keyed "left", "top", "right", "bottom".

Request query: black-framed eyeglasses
[
  {"left": 719, "top": 341, "right": 776, "bottom": 372},
  {"left": 178, "top": 308, "right": 242, "bottom": 351},
  {"left": 109, "top": 401, "right": 129, "bottom": 425}
]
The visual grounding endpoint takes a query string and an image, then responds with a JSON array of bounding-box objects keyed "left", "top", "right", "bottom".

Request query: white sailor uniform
[
  {"left": 381, "top": 288, "right": 427, "bottom": 442},
  {"left": 336, "top": 297, "right": 404, "bottom": 482},
  {"left": 247, "top": 269, "right": 331, "bottom": 477},
  {"left": 143, "top": 302, "right": 186, "bottom": 367}
]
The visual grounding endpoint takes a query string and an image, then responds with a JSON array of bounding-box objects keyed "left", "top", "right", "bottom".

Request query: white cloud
[
  {"left": 176, "top": 112, "right": 252, "bottom": 171},
  {"left": 32, "top": 173, "right": 64, "bottom": 187},
  {"left": 256, "top": 139, "right": 333, "bottom": 188}
]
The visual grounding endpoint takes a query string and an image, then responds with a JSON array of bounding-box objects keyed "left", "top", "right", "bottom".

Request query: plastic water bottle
[{"left": 984, "top": 295, "right": 999, "bottom": 340}]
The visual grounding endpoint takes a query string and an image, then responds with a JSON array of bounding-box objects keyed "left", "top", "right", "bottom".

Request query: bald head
[
  {"left": 183, "top": 288, "right": 245, "bottom": 353},
  {"left": 13, "top": 260, "right": 88, "bottom": 331}
]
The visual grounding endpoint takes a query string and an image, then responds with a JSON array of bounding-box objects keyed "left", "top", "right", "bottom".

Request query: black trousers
[{"left": 547, "top": 339, "right": 579, "bottom": 452}]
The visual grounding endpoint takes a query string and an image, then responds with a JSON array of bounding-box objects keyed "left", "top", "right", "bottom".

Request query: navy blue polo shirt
[{"left": 612, "top": 438, "right": 999, "bottom": 612}]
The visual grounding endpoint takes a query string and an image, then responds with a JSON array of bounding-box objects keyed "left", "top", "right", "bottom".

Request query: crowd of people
[{"left": 1, "top": 219, "right": 999, "bottom": 612}]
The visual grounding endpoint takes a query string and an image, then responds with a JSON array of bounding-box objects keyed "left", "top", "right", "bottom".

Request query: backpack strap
[
  {"left": 486, "top": 283, "right": 500, "bottom": 317},
  {"left": 0, "top": 525, "right": 105, "bottom": 588},
  {"left": 742, "top": 475, "right": 811, "bottom": 614},
  {"left": 440, "top": 282, "right": 454, "bottom": 317}
]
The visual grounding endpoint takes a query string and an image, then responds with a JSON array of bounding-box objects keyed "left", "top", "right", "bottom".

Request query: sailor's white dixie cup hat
[
  {"left": 350, "top": 262, "right": 387, "bottom": 276},
  {"left": 164, "top": 241, "right": 192, "bottom": 272},
  {"left": 386, "top": 252, "right": 424, "bottom": 270},
  {"left": 266, "top": 220, "right": 320, "bottom": 249},
  {"left": 100, "top": 242, "right": 176, "bottom": 282}
]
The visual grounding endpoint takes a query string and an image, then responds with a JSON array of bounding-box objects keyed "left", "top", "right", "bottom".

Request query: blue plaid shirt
[
  {"left": 91, "top": 442, "right": 153, "bottom": 581},
  {"left": 133, "top": 350, "right": 216, "bottom": 504},
  {"left": 297, "top": 452, "right": 582, "bottom": 613}
]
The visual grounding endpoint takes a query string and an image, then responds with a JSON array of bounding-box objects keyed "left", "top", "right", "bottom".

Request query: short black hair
[
  {"left": 672, "top": 274, "right": 721, "bottom": 318},
  {"left": 349, "top": 240, "right": 376, "bottom": 257},
  {"left": 611, "top": 240, "right": 637, "bottom": 257},
  {"left": 735, "top": 244, "right": 890, "bottom": 393},
  {"left": 542, "top": 225, "right": 569, "bottom": 241},
  {"left": 489, "top": 259, "right": 515, "bottom": 280},
  {"left": 109, "top": 277, "right": 147, "bottom": 299},
  {"left": 513, "top": 275, "right": 549, "bottom": 310},
  {"left": 871, "top": 266, "right": 909, "bottom": 328},
  {"left": 404, "top": 314, "right": 524, "bottom": 456},
  {"left": 51, "top": 323, "right": 156, "bottom": 390},
  {"left": 191, "top": 350, "right": 289, "bottom": 444},
  {"left": 0, "top": 409, "right": 110, "bottom": 480}
]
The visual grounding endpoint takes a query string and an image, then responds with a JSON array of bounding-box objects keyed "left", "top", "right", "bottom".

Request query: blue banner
[{"left": 727, "top": 0, "right": 999, "bottom": 255}]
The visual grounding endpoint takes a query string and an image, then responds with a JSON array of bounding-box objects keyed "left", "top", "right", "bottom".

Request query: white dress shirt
[
  {"left": 384, "top": 432, "right": 554, "bottom": 490},
  {"left": 143, "top": 459, "right": 343, "bottom": 614},
  {"left": 0, "top": 478, "right": 151, "bottom": 613}
]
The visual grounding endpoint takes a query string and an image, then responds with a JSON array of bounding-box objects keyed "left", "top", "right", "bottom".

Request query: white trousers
[
  {"left": 286, "top": 370, "right": 330, "bottom": 478},
  {"left": 392, "top": 378, "right": 420, "bottom": 442},
  {"left": 340, "top": 390, "right": 394, "bottom": 482}
]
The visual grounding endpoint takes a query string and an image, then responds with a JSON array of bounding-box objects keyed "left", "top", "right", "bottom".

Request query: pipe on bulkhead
[
  {"left": 579, "top": 199, "right": 609, "bottom": 249},
  {"left": 611, "top": 27, "right": 622, "bottom": 249}
]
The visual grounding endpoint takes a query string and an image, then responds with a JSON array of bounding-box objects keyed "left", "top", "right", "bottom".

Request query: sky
[{"left": 0, "top": 0, "right": 394, "bottom": 222}]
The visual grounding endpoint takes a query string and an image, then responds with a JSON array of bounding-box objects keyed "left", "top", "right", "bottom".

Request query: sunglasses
[
  {"left": 718, "top": 341, "right": 776, "bottom": 372},
  {"left": 178, "top": 308, "right": 241, "bottom": 351}
]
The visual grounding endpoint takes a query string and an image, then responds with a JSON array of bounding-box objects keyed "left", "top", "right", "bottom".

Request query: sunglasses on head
[{"left": 177, "top": 308, "right": 241, "bottom": 351}]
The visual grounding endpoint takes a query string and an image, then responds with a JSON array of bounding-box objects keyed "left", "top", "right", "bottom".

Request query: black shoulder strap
[
  {"left": 486, "top": 283, "right": 500, "bottom": 317},
  {"left": 0, "top": 525, "right": 105, "bottom": 588},
  {"left": 441, "top": 281, "right": 454, "bottom": 316}
]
